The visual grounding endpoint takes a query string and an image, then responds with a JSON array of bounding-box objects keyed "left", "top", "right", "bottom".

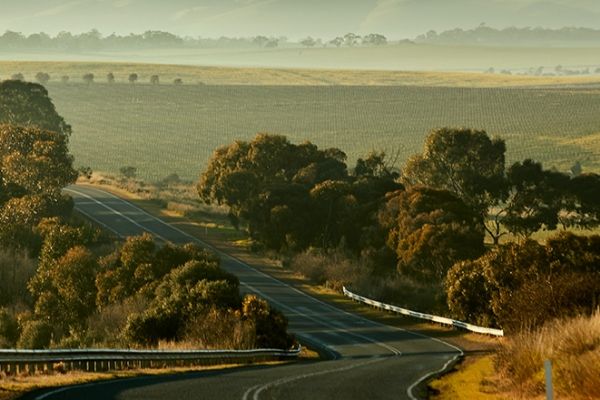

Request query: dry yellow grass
[
  {"left": 496, "top": 311, "right": 600, "bottom": 399},
  {"left": 2, "top": 60, "right": 599, "bottom": 88},
  {"left": 429, "top": 356, "right": 507, "bottom": 400}
]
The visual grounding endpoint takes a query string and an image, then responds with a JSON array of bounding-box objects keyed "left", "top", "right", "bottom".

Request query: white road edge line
[
  {"left": 64, "top": 188, "right": 169, "bottom": 243},
  {"left": 243, "top": 357, "right": 385, "bottom": 400}
]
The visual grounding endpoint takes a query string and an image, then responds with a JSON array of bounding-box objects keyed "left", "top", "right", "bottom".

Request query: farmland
[
  {"left": 38, "top": 81, "right": 600, "bottom": 181},
  {"left": 2, "top": 43, "right": 600, "bottom": 73},
  {"left": 2, "top": 60, "right": 600, "bottom": 87}
]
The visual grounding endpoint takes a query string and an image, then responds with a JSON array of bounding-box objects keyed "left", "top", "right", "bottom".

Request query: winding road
[{"left": 28, "top": 185, "right": 462, "bottom": 400}]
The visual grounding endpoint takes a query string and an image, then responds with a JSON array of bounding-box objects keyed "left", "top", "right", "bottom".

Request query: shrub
[
  {"left": 0, "top": 250, "right": 36, "bottom": 307},
  {"left": 124, "top": 309, "right": 181, "bottom": 346},
  {"left": 123, "top": 259, "right": 240, "bottom": 346},
  {"left": 119, "top": 166, "right": 137, "bottom": 179},
  {"left": 18, "top": 320, "right": 53, "bottom": 349},
  {"left": 85, "top": 296, "right": 148, "bottom": 347},
  {"left": 242, "top": 295, "right": 294, "bottom": 349},
  {"left": 183, "top": 307, "right": 255, "bottom": 350},
  {"left": 446, "top": 233, "right": 600, "bottom": 331},
  {"left": 0, "top": 308, "right": 19, "bottom": 347}
]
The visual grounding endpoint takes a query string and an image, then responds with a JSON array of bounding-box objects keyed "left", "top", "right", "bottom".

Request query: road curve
[{"left": 28, "top": 185, "right": 462, "bottom": 400}]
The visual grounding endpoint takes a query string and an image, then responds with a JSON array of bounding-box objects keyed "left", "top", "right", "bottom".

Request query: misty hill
[
  {"left": 417, "top": 26, "right": 600, "bottom": 47},
  {"left": 1, "top": 1, "right": 600, "bottom": 40}
]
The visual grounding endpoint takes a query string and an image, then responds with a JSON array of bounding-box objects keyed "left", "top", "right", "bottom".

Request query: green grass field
[
  {"left": 40, "top": 81, "right": 600, "bottom": 181},
  {"left": 3, "top": 61, "right": 599, "bottom": 181}
]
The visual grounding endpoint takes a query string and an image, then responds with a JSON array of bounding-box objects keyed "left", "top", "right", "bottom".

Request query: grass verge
[{"left": 429, "top": 355, "right": 507, "bottom": 400}]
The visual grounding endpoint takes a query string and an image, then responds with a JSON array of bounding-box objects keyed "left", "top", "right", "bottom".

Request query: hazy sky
[{"left": 2, "top": 0, "right": 600, "bottom": 39}]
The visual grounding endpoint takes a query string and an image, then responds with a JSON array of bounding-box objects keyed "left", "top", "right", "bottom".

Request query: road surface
[{"left": 27, "top": 185, "right": 462, "bottom": 400}]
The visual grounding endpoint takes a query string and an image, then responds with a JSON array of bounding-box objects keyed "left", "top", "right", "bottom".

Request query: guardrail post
[{"left": 545, "top": 360, "right": 554, "bottom": 400}]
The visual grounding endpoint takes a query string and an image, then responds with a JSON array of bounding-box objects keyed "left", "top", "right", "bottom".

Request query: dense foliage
[
  {"left": 0, "top": 80, "right": 71, "bottom": 136},
  {"left": 382, "top": 186, "right": 485, "bottom": 283},
  {"left": 198, "top": 134, "right": 400, "bottom": 252},
  {"left": 446, "top": 232, "right": 600, "bottom": 331}
]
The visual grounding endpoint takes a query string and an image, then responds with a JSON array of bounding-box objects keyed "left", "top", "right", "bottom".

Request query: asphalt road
[{"left": 29, "top": 185, "right": 462, "bottom": 400}]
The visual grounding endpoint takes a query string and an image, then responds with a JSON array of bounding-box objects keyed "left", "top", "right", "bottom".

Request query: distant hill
[
  {"left": 1, "top": 0, "right": 600, "bottom": 40},
  {"left": 416, "top": 26, "right": 600, "bottom": 47}
]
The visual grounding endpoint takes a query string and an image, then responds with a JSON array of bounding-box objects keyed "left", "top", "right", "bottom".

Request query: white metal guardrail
[
  {"left": 343, "top": 287, "right": 504, "bottom": 337},
  {"left": 0, "top": 347, "right": 301, "bottom": 374}
]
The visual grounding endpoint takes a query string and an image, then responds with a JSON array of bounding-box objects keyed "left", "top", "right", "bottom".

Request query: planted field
[
  {"left": 45, "top": 83, "right": 600, "bottom": 181},
  {"left": 2, "top": 60, "right": 600, "bottom": 87}
]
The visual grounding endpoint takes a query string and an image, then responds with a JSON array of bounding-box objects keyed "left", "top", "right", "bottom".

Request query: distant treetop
[
  {"left": 0, "top": 80, "right": 71, "bottom": 137},
  {"left": 415, "top": 26, "right": 600, "bottom": 46}
]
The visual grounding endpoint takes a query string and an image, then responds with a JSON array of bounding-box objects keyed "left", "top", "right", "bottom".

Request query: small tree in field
[
  {"left": 35, "top": 72, "right": 50, "bottom": 84},
  {"left": 300, "top": 37, "right": 317, "bottom": 48},
  {"left": 173, "top": 78, "right": 183, "bottom": 85},
  {"left": 128, "top": 73, "right": 138, "bottom": 84},
  {"left": 119, "top": 166, "right": 137, "bottom": 179},
  {"left": 150, "top": 75, "right": 159, "bottom": 85},
  {"left": 61, "top": 75, "right": 70, "bottom": 83},
  {"left": 11, "top": 73, "right": 24, "bottom": 81},
  {"left": 107, "top": 72, "right": 115, "bottom": 84},
  {"left": 82, "top": 73, "right": 94, "bottom": 85}
]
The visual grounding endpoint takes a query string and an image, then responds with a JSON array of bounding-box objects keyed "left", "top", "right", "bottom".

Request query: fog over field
[{"left": 2, "top": 0, "right": 600, "bottom": 39}]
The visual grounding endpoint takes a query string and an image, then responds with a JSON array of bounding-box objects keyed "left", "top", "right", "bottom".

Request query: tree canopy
[
  {"left": 0, "top": 80, "right": 71, "bottom": 137},
  {"left": 198, "top": 134, "right": 401, "bottom": 252},
  {"left": 382, "top": 186, "right": 485, "bottom": 283},
  {"left": 0, "top": 125, "right": 77, "bottom": 250},
  {"left": 403, "top": 127, "right": 506, "bottom": 216}
]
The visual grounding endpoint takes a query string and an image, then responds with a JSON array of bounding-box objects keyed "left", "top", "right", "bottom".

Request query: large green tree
[
  {"left": 198, "top": 134, "right": 350, "bottom": 250},
  {"left": 403, "top": 128, "right": 506, "bottom": 216},
  {"left": 0, "top": 80, "right": 71, "bottom": 137},
  {"left": 0, "top": 125, "right": 77, "bottom": 250},
  {"left": 198, "top": 134, "right": 401, "bottom": 252}
]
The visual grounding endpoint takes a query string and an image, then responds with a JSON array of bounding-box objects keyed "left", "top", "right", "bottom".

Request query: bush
[
  {"left": 0, "top": 308, "right": 19, "bottom": 347},
  {"left": 18, "top": 320, "right": 53, "bottom": 349},
  {"left": 124, "top": 309, "right": 181, "bottom": 346},
  {"left": 119, "top": 166, "right": 137, "bottom": 179},
  {"left": 0, "top": 250, "right": 36, "bottom": 307},
  {"left": 183, "top": 307, "right": 255, "bottom": 350},
  {"left": 85, "top": 296, "right": 148, "bottom": 347},
  {"left": 242, "top": 295, "right": 294, "bottom": 349},
  {"left": 446, "top": 233, "right": 600, "bottom": 331},
  {"left": 123, "top": 258, "right": 241, "bottom": 346},
  {"left": 289, "top": 247, "right": 369, "bottom": 291}
]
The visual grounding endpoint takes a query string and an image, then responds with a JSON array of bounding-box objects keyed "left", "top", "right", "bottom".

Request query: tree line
[
  {"left": 5, "top": 72, "right": 185, "bottom": 85},
  {"left": 0, "top": 29, "right": 389, "bottom": 52},
  {"left": 198, "top": 130, "right": 600, "bottom": 331},
  {"left": 416, "top": 25, "right": 600, "bottom": 45}
]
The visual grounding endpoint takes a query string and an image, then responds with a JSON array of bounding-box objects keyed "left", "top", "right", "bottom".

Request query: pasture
[
  {"left": 38, "top": 81, "right": 600, "bottom": 181},
  {"left": 2, "top": 60, "right": 600, "bottom": 87}
]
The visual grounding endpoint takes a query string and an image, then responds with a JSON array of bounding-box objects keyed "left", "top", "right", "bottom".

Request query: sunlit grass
[
  {"left": 430, "top": 356, "right": 507, "bottom": 400},
  {"left": 2, "top": 59, "right": 600, "bottom": 87}
]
